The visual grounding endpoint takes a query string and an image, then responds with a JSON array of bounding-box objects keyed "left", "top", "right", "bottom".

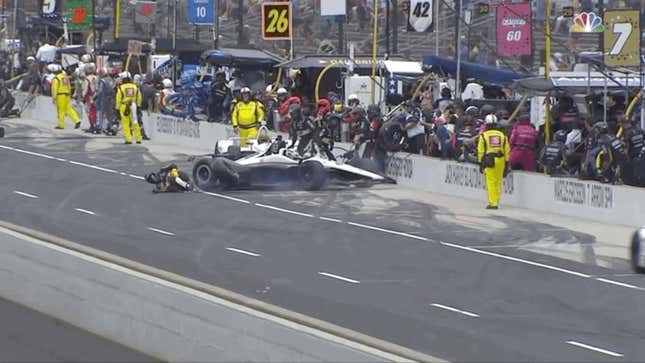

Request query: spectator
[{"left": 208, "top": 71, "right": 231, "bottom": 123}]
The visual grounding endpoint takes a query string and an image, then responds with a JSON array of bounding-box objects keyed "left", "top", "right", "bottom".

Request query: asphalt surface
[
  {"left": 1, "top": 121, "right": 645, "bottom": 362},
  {"left": 0, "top": 297, "right": 156, "bottom": 362}
]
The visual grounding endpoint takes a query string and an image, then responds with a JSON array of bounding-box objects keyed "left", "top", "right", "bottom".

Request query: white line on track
[
  {"left": 202, "top": 191, "right": 251, "bottom": 204},
  {"left": 54, "top": 157, "right": 67, "bottom": 162},
  {"left": 226, "top": 247, "right": 261, "bottom": 257},
  {"left": 596, "top": 277, "right": 641, "bottom": 290},
  {"left": 0, "top": 145, "right": 55, "bottom": 159},
  {"left": 147, "top": 227, "right": 176, "bottom": 236},
  {"left": 318, "top": 272, "right": 360, "bottom": 284},
  {"left": 430, "top": 303, "right": 480, "bottom": 318},
  {"left": 13, "top": 190, "right": 39, "bottom": 199},
  {"left": 319, "top": 216, "right": 343, "bottom": 223},
  {"left": 68, "top": 160, "right": 117, "bottom": 174},
  {"left": 347, "top": 222, "right": 428, "bottom": 241},
  {"left": 128, "top": 174, "right": 145, "bottom": 180},
  {"left": 255, "top": 203, "right": 314, "bottom": 218},
  {"left": 439, "top": 241, "right": 592, "bottom": 279},
  {"left": 565, "top": 340, "right": 624, "bottom": 357},
  {"left": 74, "top": 208, "right": 96, "bottom": 216}
]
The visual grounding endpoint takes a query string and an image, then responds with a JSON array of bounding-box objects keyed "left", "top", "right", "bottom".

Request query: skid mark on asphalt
[
  {"left": 3, "top": 143, "right": 645, "bottom": 294},
  {"left": 565, "top": 340, "right": 624, "bottom": 357},
  {"left": 430, "top": 303, "right": 480, "bottom": 318}
]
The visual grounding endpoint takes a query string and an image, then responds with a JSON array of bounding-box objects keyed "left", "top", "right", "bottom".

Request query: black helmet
[
  {"left": 145, "top": 172, "right": 161, "bottom": 184},
  {"left": 441, "top": 87, "right": 451, "bottom": 98},
  {"left": 367, "top": 104, "right": 381, "bottom": 118},
  {"left": 465, "top": 105, "right": 479, "bottom": 116},
  {"left": 480, "top": 104, "right": 496, "bottom": 116},
  {"left": 554, "top": 130, "right": 568, "bottom": 143}
]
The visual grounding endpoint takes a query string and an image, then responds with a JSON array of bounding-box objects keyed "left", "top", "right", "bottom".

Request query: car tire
[
  {"left": 299, "top": 161, "right": 327, "bottom": 191},
  {"left": 192, "top": 158, "right": 215, "bottom": 191},
  {"left": 211, "top": 158, "right": 240, "bottom": 188},
  {"left": 631, "top": 229, "right": 645, "bottom": 274}
]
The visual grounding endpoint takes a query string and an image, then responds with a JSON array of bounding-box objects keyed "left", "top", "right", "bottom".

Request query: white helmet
[
  {"left": 348, "top": 94, "right": 359, "bottom": 101},
  {"left": 265, "top": 85, "right": 273, "bottom": 93},
  {"left": 119, "top": 71, "right": 132, "bottom": 80},
  {"left": 162, "top": 78, "right": 173, "bottom": 88},
  {"left": 81, "top": 54, "right": 92, "bottom": 63},
  {"left": 276, "top": 87, "right": 287, "bottom": 95},
  {"left": 47, "top": 63, "right": 59, "bottom": 72},
  {"left": 84, "top": 62, "right": 96, "bottom": 74},
  {"left": 240, "top": 87, "right": 251, "bottom": 94},
  {"left": 484, "top": 114, "right": 498, "bottom": 125},
  {"left": 26, "top": 56, "right": 35, "bottom": 62},
  {"left": 133, "top": 74, "right": 142, "bottom": 83}
]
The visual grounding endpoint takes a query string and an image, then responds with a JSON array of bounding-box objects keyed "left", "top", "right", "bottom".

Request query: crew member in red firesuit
[
  {"left": 277, "top": 87, "right": 302, "bottom": 132},
  {"left": 508, "top": 113, "right": 538, "bottom": 171}
]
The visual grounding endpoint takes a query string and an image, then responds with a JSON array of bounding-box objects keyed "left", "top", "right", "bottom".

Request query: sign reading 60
[{"left": 262, "top": 2, "right": 291, "bottom": 40}]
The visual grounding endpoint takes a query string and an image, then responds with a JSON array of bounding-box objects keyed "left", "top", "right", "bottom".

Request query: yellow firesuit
[
  {"left": 52, "top": 72, "right": 80, "bottom": 129},
  {"left": 477, "top": 128, "right": 510, "bottom": 208},
  {"left": 231, "top": 100, "right": 264, "bottom": 145},
  {"left": 116, "top": 81, "right": 142, "bottom": 143}
]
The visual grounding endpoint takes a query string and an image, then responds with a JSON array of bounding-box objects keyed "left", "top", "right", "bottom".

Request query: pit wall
[{"left": 15, "top": 93, "right": 642, "bottom": 227}]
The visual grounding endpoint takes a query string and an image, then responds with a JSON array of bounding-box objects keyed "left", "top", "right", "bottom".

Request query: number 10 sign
[
  {"left": 495, "top": 2, "right": 532, "bottom": 57},
  {"left": 188, "top": 0, "right": 214, "bottom": 25}
]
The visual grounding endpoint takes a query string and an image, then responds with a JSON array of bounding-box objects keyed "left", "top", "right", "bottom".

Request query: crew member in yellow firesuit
[
  {"left": 477, "top": 114, "right": 510, "bottom": 210},
  {"left": 51, "top": 64, "right": 81, "bottom": 130},
  {"left": 231, "top": 87, "right": 264, "bottom": 145},
  {"left": 115, "top": 72, "right": 143, "bottom": 144}
]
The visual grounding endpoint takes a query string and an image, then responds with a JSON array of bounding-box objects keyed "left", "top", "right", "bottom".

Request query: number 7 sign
[{"left": 604, "top": 9, "right": 641, "bottom": 67}]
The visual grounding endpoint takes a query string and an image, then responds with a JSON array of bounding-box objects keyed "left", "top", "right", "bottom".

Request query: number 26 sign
[{"left": 262, "top": 2, "right": 292, "bottom": 40}]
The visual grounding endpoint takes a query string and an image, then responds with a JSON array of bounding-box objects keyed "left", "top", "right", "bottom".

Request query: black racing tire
[
  {"left": 0, "top": 127, "right": 4, "bottom": 138},
  {"left": 631, "top": 230, "right": 645, "bottom": 274},
  {"left": 211, "top": 158, "right": 240, "bottom": 188},
  {"left": 192, "top": 158, "right": 216, "bottom": 190},
  {"left": 378, "top": 121, "right": 405, "bottom": 152},
  {"left": 299, "top": 161, "right": 327, "bottom": 191}
]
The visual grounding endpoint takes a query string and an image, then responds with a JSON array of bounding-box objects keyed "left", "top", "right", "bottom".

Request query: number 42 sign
[
  {"left": 262, "top": 2, "right": 292, "bottom": 40},
  {"left": 604, "top": 9, "right": 641, "bottom": 67}
]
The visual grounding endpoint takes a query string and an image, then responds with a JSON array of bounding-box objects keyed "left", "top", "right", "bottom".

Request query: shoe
[
  {"left": 142, "top": 135, "right": 151, "bottom": 140},
  {"left": 54, "top": 126, "right": 64, "bottom": 130},
  {"left": 124, "top": 141, "right": 132, "bottom": 145},
  {"left": 74, "top": 122, "right": 81, "bottom": 129},
  {"left": 136, "top": 141, "right": 142, "bottom": 144},
  {"left": 485, "top": 205, "right": 499, "bottom": 210}
]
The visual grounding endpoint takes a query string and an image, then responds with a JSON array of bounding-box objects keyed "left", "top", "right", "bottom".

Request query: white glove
[{"left": 260, "top": 120, "right": 267, "bottom": 126}]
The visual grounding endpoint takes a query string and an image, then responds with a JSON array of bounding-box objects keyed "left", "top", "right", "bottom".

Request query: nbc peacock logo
[{"left": 570, "top": 12, "right": 604, "bottom": 32}]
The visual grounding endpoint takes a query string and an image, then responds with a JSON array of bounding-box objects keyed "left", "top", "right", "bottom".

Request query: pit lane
[{"left": 1, "top": 120, "right": 643, "bottom": 362}]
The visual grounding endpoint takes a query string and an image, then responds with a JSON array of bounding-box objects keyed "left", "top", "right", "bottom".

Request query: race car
[
  {"left": 191, "top": 135, "right": 392, "bottom": 191},
  {"left": 630, "top": 226, "right": 645, "bottom": 273}
]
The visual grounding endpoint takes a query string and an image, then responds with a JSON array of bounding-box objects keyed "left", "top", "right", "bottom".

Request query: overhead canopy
[
  {"left": 276, "top": 55, "right": 409, "bottom": 69},
  {"left": 59, "top": 44, "right": 86, "bottom": 54},
  {"left": 201, "top": 48, "right": 282, "bottom": 67},
  {"left": 422, "top": 55, "right": 528, "bottom": 86},
  {"left": 100, "top": 38, "right": 206, "bottom": 53},
  {"left": 514, "top": 72, "right": 645, "bottom": 93},
  {"left": 382, "top": 60, "right": 423, "bottom": 74}
]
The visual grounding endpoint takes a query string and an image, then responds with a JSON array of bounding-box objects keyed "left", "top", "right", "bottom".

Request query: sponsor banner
[
  {"left": 603, "top": 9, "right": 641, "bottom": 68},
  {"left": 321, "top": 0, "right": 346, "bottom": 16},
  {"left": 385, "top": 155, "right": 414, "bottom": 180},
  {"left": 65, "top": 0, "right": 93, "bottom": 31},
  {"left": 135, "top": 1, "right": 157, "bottom": 25},
  {"left": 553, "top": 179, "right": 614, "bottom": 209},
  {"left": 495, "top": 2, "right": 532, "bottom": 57},
  {"left": 155, "top": 115, "right": 201, "bottom": 139},
  {"left": 444, "top": 163, "right": 514, "bottom": 195},
  {"left": 40, "top": 0, "right": 62, "bottom": 19}
]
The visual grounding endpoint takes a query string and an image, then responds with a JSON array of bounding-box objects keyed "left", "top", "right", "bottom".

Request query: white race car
[{"left": 192, "top": 136, "right": 391, "bottom": 191}]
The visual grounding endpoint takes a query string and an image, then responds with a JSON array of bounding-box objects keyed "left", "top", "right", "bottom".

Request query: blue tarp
[{"left": 422, "top": 55, "right": 529, "bottom": 86}]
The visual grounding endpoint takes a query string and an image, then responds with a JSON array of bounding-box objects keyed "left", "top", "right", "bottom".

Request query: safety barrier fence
[{"left": 14, "top": 93, "right": 644, "bottom": 227}]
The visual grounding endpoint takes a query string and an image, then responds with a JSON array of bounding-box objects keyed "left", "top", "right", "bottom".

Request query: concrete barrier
[
  {"left": 0, "top": 221, "right": 440, "bottom": 363},
  {"left": 384, "top": 152, "right": 643, "bottom": 227}
]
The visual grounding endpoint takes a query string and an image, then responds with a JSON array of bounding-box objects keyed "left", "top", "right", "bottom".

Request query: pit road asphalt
[{"left": 1, "top": 121, "right": 645, "bottom": 362}]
